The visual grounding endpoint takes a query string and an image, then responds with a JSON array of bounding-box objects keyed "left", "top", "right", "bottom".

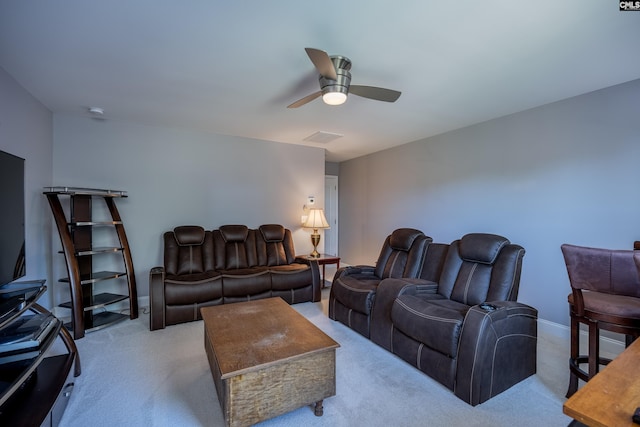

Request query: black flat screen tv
[{"left": 0, "top": 149, "right": 25, "bottom": 286}]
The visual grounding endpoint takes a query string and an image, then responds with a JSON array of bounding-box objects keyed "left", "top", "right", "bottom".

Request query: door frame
[{"left": 324, "top": 175, "right": 338, "bottom": 256}]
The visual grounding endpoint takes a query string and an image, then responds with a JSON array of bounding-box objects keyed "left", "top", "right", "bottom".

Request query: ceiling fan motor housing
[{"left": 320, "top": 55, "right": 352, "bottom": 96}]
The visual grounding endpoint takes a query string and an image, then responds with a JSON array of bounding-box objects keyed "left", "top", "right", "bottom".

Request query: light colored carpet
[{"left": 54, "top": 289, "right": 575, "bottom": 427}]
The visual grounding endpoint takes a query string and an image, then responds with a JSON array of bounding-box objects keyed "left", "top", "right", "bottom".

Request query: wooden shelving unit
[
  {"left": 44, "top": 187, "right": 138, "bottom": 339},
  {"left": 0, "top": 281, "right": 80, "bottom": 427}
]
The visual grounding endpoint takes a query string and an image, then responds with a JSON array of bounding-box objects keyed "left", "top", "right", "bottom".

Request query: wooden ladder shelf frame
[{"left": 44, "top": 187, "right": 138, "bottom": 339}]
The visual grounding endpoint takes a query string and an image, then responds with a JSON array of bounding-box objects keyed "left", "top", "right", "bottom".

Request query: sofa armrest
[
  {"left": 370, "top": 278, "right": 438, "bottom": 351},
  {"left": 308, "top": 259, "right": 321, "bottom": 302},
  {"left": 149, "top": 266, "right": 166, "bottom": 331},
  {"left": 295, "top": 257, "right": 322, "bottom": 302},
  {"left": 454, "top": 301, "right": 538, "bottom": 405}
]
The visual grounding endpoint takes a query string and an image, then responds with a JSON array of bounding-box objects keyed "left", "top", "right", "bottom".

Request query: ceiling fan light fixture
[
  {"left": 322, "top": 91, "right": 347, "bottom": 106},
  {"left": 287, "top": 48, "right": 401, "bottom": 108}
]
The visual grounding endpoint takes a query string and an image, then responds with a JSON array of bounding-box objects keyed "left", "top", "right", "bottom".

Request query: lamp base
[{"left": 310, "top": 232, "right": 321, "bottom": 258}]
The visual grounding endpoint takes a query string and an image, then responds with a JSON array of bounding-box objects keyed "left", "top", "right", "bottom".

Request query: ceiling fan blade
[
  {"left": 305, "top": 48, "right": 338, "bottom": 80},
  {"left": 349, "top": 85, "right": 401, "bottom": 102},
  {"left": 287, "top": 91, "right": 322, "bottom": 108}
]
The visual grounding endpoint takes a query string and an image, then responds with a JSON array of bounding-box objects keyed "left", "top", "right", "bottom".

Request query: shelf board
[
  {"left": 59, "top": 292, "right": 129, "bottom": 311},
  {"left": 43, "top": 186, "right": 127, "bottom": 198},
  {"left": 64, "top": 311, "right": 128, "bottom": 334},
  {"left": 0, "top": 354, "right": 75, "bottom": 427},
  {"left": 57, "top": 246, "right": 124, "bottom": 256},
  {"left": 75, "top": 247, "right": 124, "bottom": 256},
  {"left": 58, "top": 270, "right": 127, "bottom": 285},
  {"left": 0, "top": 319, "right": 62, "bottom": 407},
  {"left": 0, "top": 281, "right": 47, "bottom": 331},
  {"left": 69, "top": 220, "right": 123, "bottom": 227}
]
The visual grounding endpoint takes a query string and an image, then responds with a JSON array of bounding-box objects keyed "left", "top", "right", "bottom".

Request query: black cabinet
[
  {"left": 0, "top": 280, "right": 80, "bottom": 426},
  {"left": 44, "top": 187, "right": 138, "bottom": 339}
]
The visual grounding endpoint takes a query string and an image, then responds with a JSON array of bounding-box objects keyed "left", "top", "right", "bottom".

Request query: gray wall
[
  {"left": 338, "top": 78, "right": 640, "bottom": 326},
  {"left": 52, "top": 115, "right": 326, "bottom": 302},
  {"left": 0, "top": 66, "right": 54, "bottom": 305},
  {"left": 325, "top": 161, "right": 340, "bottom": 176}
]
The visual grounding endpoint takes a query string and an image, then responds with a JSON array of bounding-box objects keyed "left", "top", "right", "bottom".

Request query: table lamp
[{"left": 302, "top": 208, "right": 330, "bottom": 257}]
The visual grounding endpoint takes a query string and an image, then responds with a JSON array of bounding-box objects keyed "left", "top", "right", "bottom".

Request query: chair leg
[
  {"left": 566, "top": 367, "right": 579, "bottom": 398},
  {"left": 625, "top": 334, "right": 637, "bottom": 348},
  {"left": 588, "top": 321, "right": 599, "bottom": 379},
  {"left": 566, "top": 315, "right": 580, "bottom": 398}
]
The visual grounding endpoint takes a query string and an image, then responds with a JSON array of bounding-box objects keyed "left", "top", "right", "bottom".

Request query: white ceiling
[{"left": 1, "top": 1, "right": 639, "bottom": 162}]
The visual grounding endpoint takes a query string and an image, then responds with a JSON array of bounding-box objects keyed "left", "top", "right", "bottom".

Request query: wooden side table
[{"left": 297, "top": 254, "right": 340, "bottom": 288}]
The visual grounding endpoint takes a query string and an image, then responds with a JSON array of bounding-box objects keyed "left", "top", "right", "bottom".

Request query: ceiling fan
[{"left": 287, "top": 48, "right": 401, "bottom": 108}]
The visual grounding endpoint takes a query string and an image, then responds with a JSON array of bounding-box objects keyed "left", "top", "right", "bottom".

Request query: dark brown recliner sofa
[
  {"left": 328, "top": 228, "right": 431, "bottom": 338},
  {"left": 149, "top": 224, "right": 320, "bottom": 330},
  {"left": 332, "top": 232, "right": 537, "bottom": 406}
]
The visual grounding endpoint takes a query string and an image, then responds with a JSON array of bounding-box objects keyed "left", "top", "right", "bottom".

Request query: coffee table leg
[{"left": 314, "top": 400, "right": 324, "bottom": 416}]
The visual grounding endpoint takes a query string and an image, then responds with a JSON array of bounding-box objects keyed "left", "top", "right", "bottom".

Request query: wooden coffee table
[{"left": 201, "top": 297, "right": 340, "bottom": 427}]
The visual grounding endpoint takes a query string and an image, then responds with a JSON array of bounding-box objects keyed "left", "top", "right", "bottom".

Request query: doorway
[{"left": 324, "top": 175, "right": 338, "bottom": 256}]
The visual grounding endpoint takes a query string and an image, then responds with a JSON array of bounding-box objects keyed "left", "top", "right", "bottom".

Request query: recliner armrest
[
  {"left": 370, "top": 278, "right": 438, "bottom": 351},
  {"left": 332, "top": 265, "right": 376, "bottom": 282},
  {"left": 397, "top": 279, "right": 439, "bottom": 297},
  {"left": 149, "top": 266, "right": 166, "bottom": 331},
  {"left": 454, "top": 301, "right": 538, "bottom": 405}
]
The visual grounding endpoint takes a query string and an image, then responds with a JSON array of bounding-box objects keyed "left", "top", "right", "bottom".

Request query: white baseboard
[{"left": 538, "top": 317, "right": 625, "bottom": 358}]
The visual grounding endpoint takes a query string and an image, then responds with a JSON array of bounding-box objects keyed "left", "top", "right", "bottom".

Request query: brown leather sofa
[
  {"left": 328, "top": 228, "right": 432, "bottom": 338},
  {"left": 332, "top": 232, "right": 537, "bottom": 406},
  {"left": 149, "top": 224, "right": 320, "bottom": 330}
]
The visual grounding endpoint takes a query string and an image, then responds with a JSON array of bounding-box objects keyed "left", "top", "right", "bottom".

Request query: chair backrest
[
  {"left": 437, "top": 233, "right": 525, "bottom": 305},
  {"left": 374, "top": 228, "right": 431, "bottom": 279},
  {"left": 164, "top": 225, "right": 215, "bottom": 275},
  {"left": 561, "top": 244, "right": 640, "bottom": 298},
  {"left": 256, "top": 224, "right": 296, "bottom": 266},
  {"left": 212, "top": 225, "right": 259, "bottom": 270},
  {"left": 418, "top": 242, "right": 450, "bottom": 282}
]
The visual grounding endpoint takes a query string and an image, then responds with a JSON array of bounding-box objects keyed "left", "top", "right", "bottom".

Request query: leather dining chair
[{"left": 561, "top": 243, "right": 640, "bottom": 397}]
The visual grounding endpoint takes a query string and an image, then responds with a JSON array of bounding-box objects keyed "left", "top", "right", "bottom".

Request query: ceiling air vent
[{"left": 303, "top": 131, "right": 343, "bottom": 144}]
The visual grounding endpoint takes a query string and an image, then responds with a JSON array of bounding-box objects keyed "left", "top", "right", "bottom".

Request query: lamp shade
[{"left": 303, "top": 208, "right": 330, "bottom": 229}]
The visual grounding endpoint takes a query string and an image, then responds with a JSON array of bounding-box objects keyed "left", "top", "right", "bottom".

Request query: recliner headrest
[
  {"left": 389, "top": 228, "right": 424, "bottom": 251},
  {"left": 259, "top": 224, "right": 285, "bottom": 242},
  {"left": 173, "top": 225, "right": 205, "bottom": 246},
  {"left": 219, "top": 225, "right": 249, "bottom": 243},
  {"left": 459, "top": 233, "right": 509, "bottom": 264}
]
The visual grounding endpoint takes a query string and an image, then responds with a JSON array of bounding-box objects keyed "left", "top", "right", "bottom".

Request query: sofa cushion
[
  {"left": 259, "top": 224, "right": 286, "bottom": 242},
  {"left": 174, "top": 225, "right": 205, "bottom": 245},
  {"left": 213, "top": 226, "right": 259, "bottom": 270},
  {"left": 257, "top": 224, "right": 293, "bottom": 266},
  {"left": 219, "top": 267, "right": 271, "bottom": 297},
  {"left": 437, "top": 234, "right": 522, "bottom": 306},
  {"left": 332, "top": 275, "right": 379, "bottom": 315},
  {"left": 164, "top": 228, "right": 214, "bottom": 276},
  {"left": 392, "top": 294, "right": 469, "bottom": 358},
  {"left": 219, "top": 224, "right": 249, "bottom": 242},
  {"left": 374, "top": 228, "right": 430, "bottom": 279},
  {"left": 458, "top": 233, "right": 509, "bottom": 265},
  {"left": 164, "top": 271, "right": 222, "bottom": 305},
  {"left": 270, "top": 264, "right": 312, "bottom": 290},
  {"left": 218, "top": 267, "right": 269, "bottom": 277},
  {"left": 389, "top": 228, "right": 423, "bottom": 251}
]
